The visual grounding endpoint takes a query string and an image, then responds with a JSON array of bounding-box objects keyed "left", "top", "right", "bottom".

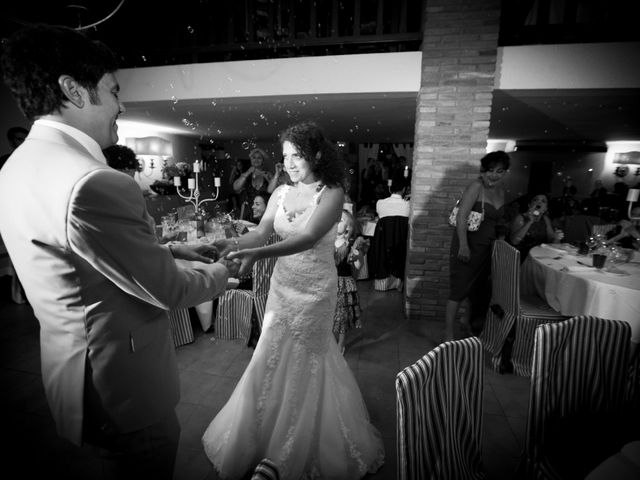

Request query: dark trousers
[{"left": 83, "top": 411, "right": 180, "bottom": 480}]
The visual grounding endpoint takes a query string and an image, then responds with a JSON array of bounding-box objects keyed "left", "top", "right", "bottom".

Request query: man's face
[{"left": 82, "top": 72, "right": 125, "bottom": 149}]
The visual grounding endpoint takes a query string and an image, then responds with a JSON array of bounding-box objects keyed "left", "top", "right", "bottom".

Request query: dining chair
[
  {"left": 213, "top": 233, "right": 279, "bottom": 342},
  {"left": 367, "top": 216, "right": 408, "bottom": 291},
  {"left": 480, "top": 240, "right": 567, "bottom": 376},
  {"left": 168, "top": 308, "right": 194, "bottom": 347},
  {"left": 522, "top": 316, "right": 633, "bottom": 480},
  {"left": 396, "top": 337, "right": 485, "bottom": 480},
  {"left": 250, "top": 458, "right": 280, "bottom": 480},
  {"left": 591, "top": 223, "right": 616, "bottom": 237}
]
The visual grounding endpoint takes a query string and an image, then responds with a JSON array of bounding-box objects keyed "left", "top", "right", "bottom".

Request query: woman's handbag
[{"left": 448, "top": 188, "right": 485, "bottom": 231}]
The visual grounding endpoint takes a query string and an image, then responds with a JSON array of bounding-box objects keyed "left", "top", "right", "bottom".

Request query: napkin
[{"left": 561, "top": 265, "right": 593, "bottom": 273}]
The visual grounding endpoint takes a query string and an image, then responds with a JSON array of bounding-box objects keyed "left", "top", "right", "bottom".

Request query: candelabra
[{"left": 173, "top": 160, "right": 222, "bottom": 211}]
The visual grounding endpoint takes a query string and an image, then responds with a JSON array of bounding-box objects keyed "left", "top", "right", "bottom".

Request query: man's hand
[{"left": 169, "top": 243, "right": 218, "bottom": 263}]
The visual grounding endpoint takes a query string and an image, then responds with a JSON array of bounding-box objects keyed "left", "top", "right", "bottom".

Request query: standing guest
[
  {"left": 267, "top": 160, "right": 290, "bottom": 193},
  {"left": 446, "top": 151, "right": 510, "bottom": 341},
  {"left": 202, "top": 121, "right": 384, "bottom": 479},
  {"left": 375, "top": 171, "right": 410, "bottom": 218},
  {"left": 509, "top": 193, "right": 564, "bottom": 261},
  {"left": 233, "top": 147, "right": 273, "bottom": 219},
  {"left": 0, "top": 125, "right": 29, "bottom": 169},
  {"left": 227, "top": 157, "right": 249, "bottom": 214},
  {"left": 0, "top": 24, "right": 238, "bottom": 480},
  {"left": 332, "top": 209, "right": 365, "bottom": 354}
]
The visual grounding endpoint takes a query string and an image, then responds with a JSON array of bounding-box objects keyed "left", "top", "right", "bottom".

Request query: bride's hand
[{"left": 226, "top": 248, "right": 258, "bottom": 277}]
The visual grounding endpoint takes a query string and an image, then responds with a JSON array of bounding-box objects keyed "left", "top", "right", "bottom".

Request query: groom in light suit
[{"left": 0, "top": 25, "right": 238, "bottom": 479}]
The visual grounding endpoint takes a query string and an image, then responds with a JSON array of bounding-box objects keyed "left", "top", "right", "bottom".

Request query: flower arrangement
[{"left": 162, "top": 161, "right": 192, "bottom": 179}]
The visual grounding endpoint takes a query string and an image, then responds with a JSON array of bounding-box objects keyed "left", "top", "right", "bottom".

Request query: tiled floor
[{"left": 0, "top": 279, "right": 529, "bottom": 479}]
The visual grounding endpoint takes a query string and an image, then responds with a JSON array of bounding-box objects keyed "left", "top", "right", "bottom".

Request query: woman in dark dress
[
  {"left": 509, "top": 193, "right": 563, "bottom": 261},
  {"left": 446, "top": 151, "right": 510, "bottom": 341}
]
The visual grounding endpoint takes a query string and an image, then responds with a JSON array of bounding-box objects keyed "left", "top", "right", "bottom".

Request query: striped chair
[
  {"left": 523, "top": 316, "right": 632, "bottom": 480},
  {"left": 480, "top": 240, "right": 567, "bottom": 376},
  {"left": 396, "top": 337, "right": 485, "bottom": 480},
  {"left": 591, "top": 223, "right": 616, "bottom": 237},
  {"left": 251, "top": 458, "right": 280, "bottom": 480},
  {"left": 168, "top": 308, "right": 194, "bottom": 347},
  {"left": 214, "top": 234, "right": 279, "bottom": 342}
]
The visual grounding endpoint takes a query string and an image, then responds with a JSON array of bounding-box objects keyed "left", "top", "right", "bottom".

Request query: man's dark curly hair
[
  {"left": 1, "top": 24, "right": 119, "bottom": 121},
  {"left": 279, "top": 121, "right": 346, "bottom": 189}
]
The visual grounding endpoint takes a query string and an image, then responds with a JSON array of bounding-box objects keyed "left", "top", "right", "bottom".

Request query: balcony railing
[
  {"left": 100, "top": 0, "right": 425, "bottom": 68},
  {"left": 499, "top": 0, "right": 640, "bottom": 46}
]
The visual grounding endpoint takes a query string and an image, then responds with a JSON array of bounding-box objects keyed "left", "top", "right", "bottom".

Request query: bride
[{"left": 202, "top": 121, "right": 384, "bottom": 479}]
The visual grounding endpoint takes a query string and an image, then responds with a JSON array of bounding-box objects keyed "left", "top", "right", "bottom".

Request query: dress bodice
[{"left": 269, "top": 185, "right": 338, "bottom": 354}]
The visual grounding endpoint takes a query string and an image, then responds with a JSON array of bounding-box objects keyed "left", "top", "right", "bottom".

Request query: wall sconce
[
  {"left": 627, "top": 188, "right": 640, "bottom": 220},
  {"left": 133, "top": 136, "right": 173, "bottom": 156},
  {"left": 613, "top": 151, "right": 640, "bottom": 165}
]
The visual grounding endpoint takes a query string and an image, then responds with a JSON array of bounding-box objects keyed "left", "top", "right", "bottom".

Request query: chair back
[
  {"left": 396, "top": 337, "right": 485, "bottom": 480},
  {"left": 524, "top": 316, "right": 631, "bottom": 479},
  {"left": 480, "top": 240, "right": 520, "bottom": 360},
  {"left": 591, "top": 224, "right": 616, "bottom": 237},
  {"left": 367, "top": 215, "right": 409, "bottom": 280}
]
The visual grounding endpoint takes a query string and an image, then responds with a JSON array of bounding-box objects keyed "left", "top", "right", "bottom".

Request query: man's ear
[{"left": 58, "top": 75, "right": 84, "bottom": 108}]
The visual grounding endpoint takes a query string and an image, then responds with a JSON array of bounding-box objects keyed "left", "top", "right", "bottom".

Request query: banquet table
[{"left": 521, "top": 244, "right": 640, "bottom": 344}]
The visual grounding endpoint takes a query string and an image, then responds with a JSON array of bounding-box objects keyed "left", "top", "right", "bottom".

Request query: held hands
[
  {"left": 213, "top": 238, "right": 235, "bottom": 258},
  {"left": 217, "top": 256, "right": 241, "bottom": 277},
  {"left": 169, "top": 244, "right": 218, "bottom": 263},
  {"left": 226, "top": 249, "right": 258, "bottom": 277}
]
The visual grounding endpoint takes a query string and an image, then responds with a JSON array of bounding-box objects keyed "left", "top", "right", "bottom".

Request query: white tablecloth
[{"left": 521, "top": 244, "right": 640, "bottom": 343}]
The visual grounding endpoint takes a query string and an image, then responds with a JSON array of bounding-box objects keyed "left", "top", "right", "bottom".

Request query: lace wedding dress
[{"left": 202, "top": 185, "right": 385, "bottom": 480}]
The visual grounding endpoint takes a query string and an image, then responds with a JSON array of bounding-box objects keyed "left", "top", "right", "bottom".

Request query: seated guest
[
  {"left": 375, "top": 172, "right": 410, "bottom": 219},
  {"left": 509, "top": 193, "right": 563, "bottom": 261},
  {"left": 605, "top": 206, "right": 640, "bottom": 250},
  {"left": 250, "top": 192, "right": 269, "bottom": 224}
]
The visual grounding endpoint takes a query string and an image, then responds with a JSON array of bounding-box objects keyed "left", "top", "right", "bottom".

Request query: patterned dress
[{"left": 202, "top": 185, "right": 384, "bottom": 480}]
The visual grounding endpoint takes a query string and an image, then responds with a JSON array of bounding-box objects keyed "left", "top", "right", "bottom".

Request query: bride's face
[{"left": 282, "top": 140, "right": 314, "bottom": 184}]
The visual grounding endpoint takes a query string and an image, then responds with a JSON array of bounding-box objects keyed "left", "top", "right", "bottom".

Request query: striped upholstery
[
  {"left": 214, "top": 233, "right": 279, "bottom": 341},
  {"left": 591, "top": 223, "right": 616, "bottom": 237},
  {"left": 480, "top": 240, "right": 566, "bottom": 377},
  {"left": 524, "top": 316, "right": 631, "bottom": 479},
  {"left": 251, "top": 458, "right": 280, "bottom": 480},
  {"left": 168, "top": 308, "right": 194, "bottom": 347},
  {"left": 374, "top": 275, "right": 401, "bottom": 291},
  {"left": 396, "top": 337, "right": 485, "bottom": 480}
]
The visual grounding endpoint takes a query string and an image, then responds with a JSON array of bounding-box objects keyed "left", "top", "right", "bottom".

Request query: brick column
[{"left": 405, "top": 0, "right": 502, "bottom": 320}]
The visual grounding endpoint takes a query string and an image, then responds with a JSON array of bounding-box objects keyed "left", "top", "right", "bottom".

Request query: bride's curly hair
[{"left": 279, "top": 121, "right": 346, "bottom": 189}]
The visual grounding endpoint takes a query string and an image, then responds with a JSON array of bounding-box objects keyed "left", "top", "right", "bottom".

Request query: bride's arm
[
  {"left": 213, "top": 186, "right": 282, "bottom": 257},
  {"left": 227, "top": 186, "right": 343, "bottom": 275}
]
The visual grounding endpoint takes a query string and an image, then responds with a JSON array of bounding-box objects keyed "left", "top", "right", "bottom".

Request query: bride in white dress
[{"left": 203, "top": 121, "right": 384, "bottom": 479}]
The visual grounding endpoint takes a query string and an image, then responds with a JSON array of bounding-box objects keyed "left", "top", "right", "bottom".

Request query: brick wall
[{"left": 405, "top": 0, "right": 502, "bottom": 320}]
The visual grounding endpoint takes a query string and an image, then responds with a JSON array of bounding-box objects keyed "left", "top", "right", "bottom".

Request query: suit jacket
[{"left": 0, "top": 121, "right": 229, "bottom": 445}]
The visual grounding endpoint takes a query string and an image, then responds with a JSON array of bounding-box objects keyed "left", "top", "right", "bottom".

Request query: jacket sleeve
[{"left": 66, "top": 168, "right": 228, "bottom": 309}]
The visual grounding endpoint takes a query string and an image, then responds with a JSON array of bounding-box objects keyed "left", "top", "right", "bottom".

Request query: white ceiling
[{"left": 120, "top": 87, "right": 640, "bottom": 146}]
